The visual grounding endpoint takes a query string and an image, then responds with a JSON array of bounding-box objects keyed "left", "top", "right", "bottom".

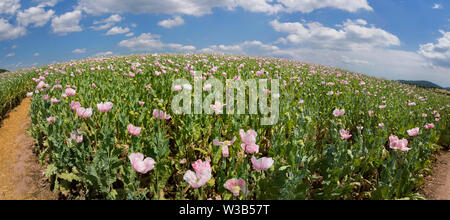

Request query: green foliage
[{"left": 19, "top": 54, "right": 450, "bottom": 200}]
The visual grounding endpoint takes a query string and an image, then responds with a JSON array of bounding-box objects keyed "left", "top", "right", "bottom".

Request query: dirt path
[
  {"left": 0, "top": 98, "right": 56, "bottom": 200},
  {"left": 420, "top": 149, "right": 450, "bottom": 200}
]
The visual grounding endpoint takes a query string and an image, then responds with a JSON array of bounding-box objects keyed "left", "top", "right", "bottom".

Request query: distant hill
[
  {"left": 0, "top": 69, "right": 8, "bottom": 74},
  {"left": 445, "top": 87, "right": 450, "bottom": 91},
  {"left": 398, "top": 80, "right": 443, "bottom": 89}
]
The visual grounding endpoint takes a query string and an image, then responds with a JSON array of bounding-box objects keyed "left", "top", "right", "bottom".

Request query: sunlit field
[{"left": 1, "top": 54, "right": 448, "bottom": 200}]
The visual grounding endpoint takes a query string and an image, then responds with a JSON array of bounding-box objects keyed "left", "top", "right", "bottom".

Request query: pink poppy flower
[
  {"left": 339, "top": 129, "right": 352, "bottom": 140},
  {"left": 213, "top": 137, "right": 236, "bottom": 158},
  {"left": 368, "top": 110, "right": 374, "bottom": 116},
  {"left": 333, "top": 109, "right": 345, "bottom": 117},
  {"left": 240, "top": 129, "right": 259, "bottom": 154},
  {"left": 129, "top": 153, "right": 155, "bottom": 174},
  {"left": 378, "top": 123, "right": 385, "bottom": 128},
  {"left": 183, "top": 160, "right": 212, "bottom": 188},
  {"left": 422, "top": 113, "right": 428, "bottom": 118},
  {"left": 36, "top": 81, "right": 49, "bottom": 90},
  {"left": 224, "top": 178, "right": 246, "bottom": 196},
  {"left": 153, "top": 109, "right": 171, "bottom": 120},
  {"left": 407, "top": 128, "right": 420, "bottom": 137},
  {"left": 76, "top": 107, "right": 93, "bottom": 118},
  {"left": 127, "top": 124, "right": 142, "bottom": 136},
  {"left": 92, "top": 83, "right": 97, "bottom": 88},
  {"left": 47, "top": 117, "right": 56, "bottom": 124},
  {"left": 210, "top": 101, "right": 226, "bottom": 114},
  {"left": 70, "top": 101, "right": 81, "bottom": 111},
  {"left": 221, "top": 146, "right": 229, "bottom": 158},
  {"left": 65, "top": 88, "right": 76, "bottom": 97},
  {"left": 251, "top": 157, "right": 274, "bottom": 171},
  {"left": 379, "top": 105, "right": 386, "bottom": 109},
  {"left": 61, "top": 93, "right": 68, "bottom": 99},
  {"left": 50, "top": 98, "right": 60, "bottom": 104},
  {"left": 139, "top": 101, "right": 145, "bottom": 106},
  {"left": 424, "top": 123, "right": 435, "bottom": 130},
  {"left": 43, "top": 94, "right": 49, "bottom": 101},
  {"left": 174, "top": 85, "right": 182, "bottom": 91},
  {"left": 97, "top": 102, "right": 114, "bottom": 113},
  {"left": 389, "top": 136, "right": 411, "bottom": 152},
  {"left": 26, "top": 92, "right": 33, "bottom": 97},
  {"left": 203, "top": 84, "right": 212, "bottom": 91},
  {"left": 213, "top": 136, "right": 237, "bottom": 147},
  {"left": 76, "top": 135, "right": 83, "bottom": 143}
]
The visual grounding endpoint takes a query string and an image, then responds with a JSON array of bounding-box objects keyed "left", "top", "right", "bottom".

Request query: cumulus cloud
[
  {"left": 118, "top": 33, "right": 196, "bottom": 52},
  {"left": 106, "top": 26, "right": 130, "bottom": 35},
  {"left": 94, "top": 51, "right": 114, "bottom": 57},
  {"left": 270, "top": 19, "right": 400, "bottom": 50},
  {"left": 0, "top": 0, "right": 21, "bottom": 15},
  {"left": 418, "top": 30, "right": 450, "bottom": 67},
  {"left": 76, "top": 0, "right": 372, "bottom": 16},
  {"left": 33, "top": 0, "right": 59, "bottom": 7},
  {"left": 72, "top": 48, "right": 87, "bottom": 54},
  {"left": 158, "top": 16, "right": 185, "bottom": 29},
  {"left": 0, "top": 18, "right": 26, "bottom": 42},
  {"left": 51, "top": 10, "right": 83, "bottom": 35},
  {"left": 5, "top": 53, "right": 15, "bottom": 58},
  {"left": 432, "top": 4, "right": 442, "bottom": 9},
  {"left": 277, "top": 0, "right": 372, "bottom": 13},
  {"left": 34, "top": 52, "right": 40, "bottom": 56},
  {"left": 200, "top": 40, "right": 280, "bottom": 56},
  {"left": 234, "top": 0, "right": 284, "bottom": 14},
  {"left": 17, "top": 6, "right": 55, "bottom": 27},
  {"left": 91, "top": 14, "right": 122, "bottom": 30}
]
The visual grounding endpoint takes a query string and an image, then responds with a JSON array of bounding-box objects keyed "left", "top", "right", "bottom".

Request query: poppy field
[{"left": 2, "top": 54, "right": 449, "bottom": 200}]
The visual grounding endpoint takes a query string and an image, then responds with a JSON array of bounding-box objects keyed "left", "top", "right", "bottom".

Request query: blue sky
[{"left": 1, "top": 0, "right": 449, "bottom": 87}]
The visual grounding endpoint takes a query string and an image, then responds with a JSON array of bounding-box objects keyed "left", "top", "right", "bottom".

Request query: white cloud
[
  {"left": 432, "top": 4, "right": 442, "bottom": 9},
  {"left": 91, "top": 14, "right": 122, "bottom": 30},
  {"left": 106, "top": 26, "right": 130, "bottom": 35},
  {"left": 33, "top": 0, "right": 59, "bottom": 7},
  {"left": 118, "top": 33, "right": 196, "bottom": 52},
  {"left": 51, "top": 10, "right": 83, "bottom": 35},
  {"left": 72, "top": 48, "right": 87, "bottom": 54},
  {"left": 157, "top": 16, "right": 185, "bottom": 29},
  {"left": 5, "top": 53, "right": 15, "bottom": 58},
  {"left": 76, "top": 0, "right": 372, "bottom": 16},
  {"left": 126, "top": 32, "right": 134, "bottom": 37},
  {"left": 235, "top": 0, "right": 283, "bottom": 14},
  {"left": 34, "top": 52, "right": 40, "bottom": 56},
  {"left": 0, "top": 0, "right": 21, "bottom": 15},
  {"left": 418, "top": 30, "right": 450, "bottom": 67},
  {"left": 94, "top": 51, "right": 114, "bottom": 57},
  {"left": 0, "top": 18, "right": 26, "bottom": 42},
  {"left": 17, "top": 6, "right": 55, "bottom": 27},
  {"left": 277, "top": 0, "right": 372, "bottom": 13},
  {"left": 270, "top": 19, "right": 400, "bottom": 50},
  {"left": 200, "top": 40, "right": 279, "bottom": 55}
]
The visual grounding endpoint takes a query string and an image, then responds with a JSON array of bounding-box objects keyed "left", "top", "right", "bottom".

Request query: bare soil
[
  {"left": 0, "top": 98, "right": 56, "bottom": 200},
  {"left": 419, "top": 149, "right": 450, "bottom": 200}
]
